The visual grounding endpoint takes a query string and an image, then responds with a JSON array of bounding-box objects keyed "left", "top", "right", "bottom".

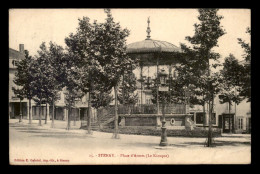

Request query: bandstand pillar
[
  {"left": 140, "top": 64, "right": 143, "bottom": 106},
  {"left": 156, "top": 56, "right": 160, "bottom": 115}
]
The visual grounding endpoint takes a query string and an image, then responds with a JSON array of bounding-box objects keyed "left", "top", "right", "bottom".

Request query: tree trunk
[
  {"left": 202, "top": 95, "right": 207, "bottom": 126},
  {"left": 206, "top": 56, "right": 212, "bottom": 147},
  {"left": 39, "top": 98, "right": 42, "bottom": 126},
  {"left": 234, "top": 102, "right": 236, "bottom": 132},
  {"left": 74, "top": 112, "right": 76, "bottom": 126},
  {"left": 169, "top": 65, "right": 172, "bottom": 106},
  {"left": 122, "top": 72, "right": 125, "bottom": 106},
  {"left": 156, "top": 56, "right": 159, "bottom": 115},
  {"left": 45, "top": 103, "right": 47, "bottom": 124},
  {"left": 19, "top": 98, "right": 22, "bottom": 123},
  {"left": 87, "top": 92, "right": 92, "bottom": 134},
  {"left": 112, "top": 84, "right": 120, "bottom": 139},
  {"left": 51, "top": 99, "right": 55, "bottom": 128},
  {"left": 29, "top": 99, "right": 32, "bottom": 124},
  {"left": 229, "top": 101, "right": 231, "bottom": 114},
  {"left": 203, "top": 101, "right": 206, "bottom": 126},
  {"left": 207, "top": 99, "right": 212, "bottom": 147},
  {"left": 67, "top": 107, "right": 71, "bottom": 130},
  {"left": 229, "top": 101, "right": 232, "bottom": 133},
  {"left": 140, "top": 65, "right": 143, "bottom": 110}
]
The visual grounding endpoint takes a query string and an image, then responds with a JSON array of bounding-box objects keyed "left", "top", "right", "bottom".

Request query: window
[
  {"left": 196, "top": 112, "right": 205, "bottom": 124},
  {"left": 42, "top": 107, "right": 44, "bottom": 115},
  {"left": 33, "top": 107, "right": 36, "bottom": 116},
  {"left": 211, "top": 113, "right": 216, "bottom": 125},
  {"left": 12, "top": 60, "right": 19, "bottom": 67},
  {"left": 195, "top": 112, "right": 215, "bottom": 125},
  {"left": 238, "top": 118, "right": 243, "bottom": 129},
  {"left": 160, "top": 77, "right": 166, "bottom": 85}
]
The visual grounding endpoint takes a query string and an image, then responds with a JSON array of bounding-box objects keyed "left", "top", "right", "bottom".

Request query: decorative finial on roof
[{"left": 146, "top": 17, "right": 151, "bottom": 40}]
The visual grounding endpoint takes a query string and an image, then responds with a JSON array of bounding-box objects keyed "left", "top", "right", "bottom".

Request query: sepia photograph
[{"left": 9, "top": 8, "right": 251, "bottom": 165}]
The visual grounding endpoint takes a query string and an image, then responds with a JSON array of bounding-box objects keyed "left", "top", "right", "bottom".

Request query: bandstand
[{"left": 116, "top": 17, "right": 194, "bottom": 130}]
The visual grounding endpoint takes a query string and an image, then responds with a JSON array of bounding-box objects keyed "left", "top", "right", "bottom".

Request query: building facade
[
  {"left": 9, "top": 44, "right": 28, "bottom": 119},
  {"left": 9, "top": 44, "right": 93, "bottom": 123}
]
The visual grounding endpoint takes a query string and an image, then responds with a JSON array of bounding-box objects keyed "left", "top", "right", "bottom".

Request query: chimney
[{"left": 19, "top": 44, "right": 24, "bottom": 53}]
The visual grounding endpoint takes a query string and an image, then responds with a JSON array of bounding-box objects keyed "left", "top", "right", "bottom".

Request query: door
[
  {"left": 248, "top": 118, "right": 251, "bottom": 133},
  {"left": 218, "top": 115, "right": 222, "bottom": 129},
  {"left": 80, "top": 108, "right": 85, "bottom": 120},
  {"left": 223, "top": 114, "right": 234, "bottom": 133},
  {"left": 13, "top": 102, "right": 22, "bottom": 118}
]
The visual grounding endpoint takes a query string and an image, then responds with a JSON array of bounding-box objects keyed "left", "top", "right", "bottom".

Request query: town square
[{"left": 9, "top": 8, "right": 251, "bottom": 165}]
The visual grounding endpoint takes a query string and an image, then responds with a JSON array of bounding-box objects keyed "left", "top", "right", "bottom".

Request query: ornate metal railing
[{"left": 102, "top": 104, "right": 186, "bottom": 115}]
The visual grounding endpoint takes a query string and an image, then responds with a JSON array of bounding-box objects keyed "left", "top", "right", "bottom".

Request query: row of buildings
[
  {"left": 9, "top": 44, "right": 94, "bottom": 123},
  {"left": 9, "top": 19, "right": 251, "bottom": 133}
]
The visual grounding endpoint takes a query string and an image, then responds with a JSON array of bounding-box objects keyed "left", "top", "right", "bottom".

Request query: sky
[{"left": 9, "top": 8, "right": 250, "bottom": 64}]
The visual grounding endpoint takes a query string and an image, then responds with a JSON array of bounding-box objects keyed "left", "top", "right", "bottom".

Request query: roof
[
  {"left": 9, "top": 48, "right": 25, "bottom": 60},
  {"left": 126, "top": 39, "right": 182, "bottom": 54}
]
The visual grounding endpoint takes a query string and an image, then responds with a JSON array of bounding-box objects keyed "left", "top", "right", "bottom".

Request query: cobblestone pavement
[{"left": 9, "top": 119, "right": 251, "bottom": 165}]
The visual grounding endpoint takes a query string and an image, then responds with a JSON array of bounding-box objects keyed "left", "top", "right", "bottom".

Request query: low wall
[
  {"left": 119, "top": 114, "right": 194, "bottom": 130},
  {"left": 125, "top": 117, "right": 156, "bottom": 126}
]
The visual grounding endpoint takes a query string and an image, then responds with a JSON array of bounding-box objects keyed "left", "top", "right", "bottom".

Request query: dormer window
[{"left": 12, "top": 60, "right": 19, "bottom": 67}]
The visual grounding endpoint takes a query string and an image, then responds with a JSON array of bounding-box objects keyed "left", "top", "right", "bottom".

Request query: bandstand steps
[{"left": 86, "top": 115, "right": 115, "bottom": 131}]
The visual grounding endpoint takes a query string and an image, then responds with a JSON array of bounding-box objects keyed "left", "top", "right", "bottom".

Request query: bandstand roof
[
  {"left": 126, "top": 17, "right": 183, "bottom": 66},
  {"left": 126, "top": 39, "right": 182, "bottom": 54}
]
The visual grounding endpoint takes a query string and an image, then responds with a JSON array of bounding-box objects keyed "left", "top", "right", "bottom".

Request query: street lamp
[{"left": 158, "top": 69, "right": 168, "bottom": 146}]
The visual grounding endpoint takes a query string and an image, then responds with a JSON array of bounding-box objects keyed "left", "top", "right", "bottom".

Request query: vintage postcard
[{"left": 9, "top": 8, "right": 251, "bottom": 165}]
